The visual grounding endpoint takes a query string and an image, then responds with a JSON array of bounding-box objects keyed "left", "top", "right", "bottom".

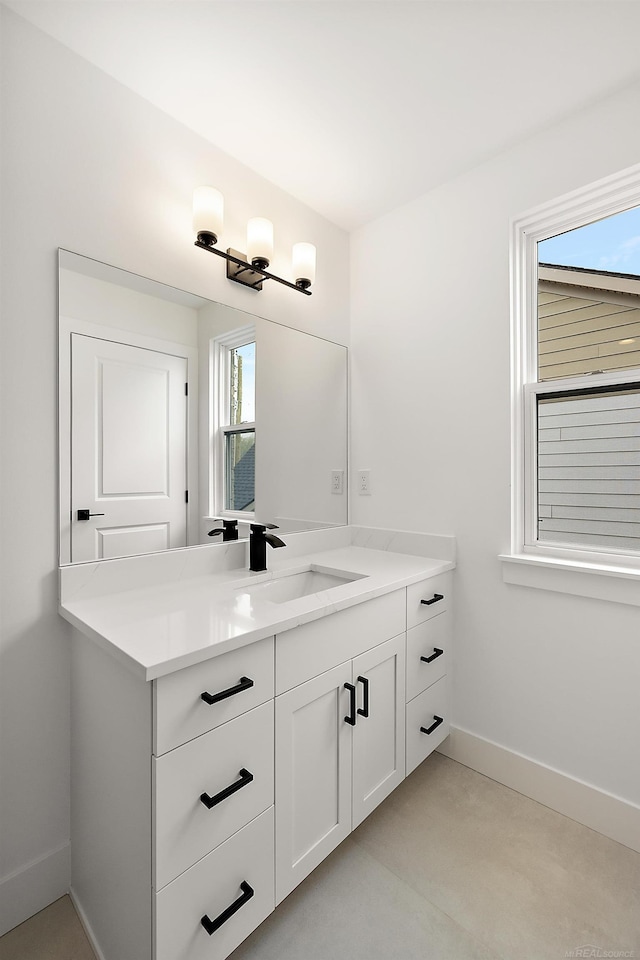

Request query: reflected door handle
[{"left": 76, "top": 510, "right": 105, "bottom": 521}]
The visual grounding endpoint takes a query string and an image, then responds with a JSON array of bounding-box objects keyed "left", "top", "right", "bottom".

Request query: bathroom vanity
[{"left": 59, "top": 529, "right": 454, "bottom": 960}]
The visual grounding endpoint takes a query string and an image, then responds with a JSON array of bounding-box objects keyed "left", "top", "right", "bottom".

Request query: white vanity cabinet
[
  {"left": 68, "top": 561, "right": 452, "bottom": 960},
  {"left": 273, "top": 592, "right": 406, "bottom": 903}
]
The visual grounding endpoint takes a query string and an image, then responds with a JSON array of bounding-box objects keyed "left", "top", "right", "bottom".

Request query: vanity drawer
[
  {"left": 406, "top": 612, "right": 450, "bottom": 702},
  {"left": 155, "top": 807, "right": 274, "bottom": 960},
  {"left": 406, "top": 676, "right": 449, "bottom": 776},
  {"left": 154, "top": 700, "right": 274, "bottom": 890},
  {"left": 154, "top": 637, "right": 274, "bottom": 755},
  {"left": 275, "top": 590, "right": 405, "bottom": 694},
  {"left": 406, "top": 573, "right": 451, "bottom": 629}
]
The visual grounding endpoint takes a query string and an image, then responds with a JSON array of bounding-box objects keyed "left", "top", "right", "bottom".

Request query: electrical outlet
[
  {"left": 358, "top": 470, "right": 371, "bottom": 495},
  {"left": 331, "top": 470, "right": 344, "bottom": 494}
]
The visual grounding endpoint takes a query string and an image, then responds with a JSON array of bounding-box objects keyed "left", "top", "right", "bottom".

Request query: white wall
[
  {"left": 0, "top": 7, "right": 349, "bottom": 933},
  {"left": 350, "top": 81, "right": 640, "bottom": 811}
]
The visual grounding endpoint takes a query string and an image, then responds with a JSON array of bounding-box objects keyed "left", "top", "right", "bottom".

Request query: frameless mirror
[{"left": 58, "top": 250, "right": 348, "bottom": 564}]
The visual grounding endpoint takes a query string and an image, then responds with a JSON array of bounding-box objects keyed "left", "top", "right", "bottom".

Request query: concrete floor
[{"left": 1, "top": 754, "right": 638, "bottom": 960}]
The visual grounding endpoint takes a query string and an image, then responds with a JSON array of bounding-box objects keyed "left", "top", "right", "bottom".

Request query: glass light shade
[
  {"left": 292, "top": 242, "right": 316, "bottom": 286},
  {"left": 246, "top": 218, "right": 274, "bottom": 267},
  {"left": 193, "top": 186, "right": 224, "bottom": 241}
]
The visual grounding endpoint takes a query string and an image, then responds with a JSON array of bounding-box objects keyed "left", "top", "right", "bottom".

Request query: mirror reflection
[{"left": 58, "top": 250, "right": 348, "bottom": 565}]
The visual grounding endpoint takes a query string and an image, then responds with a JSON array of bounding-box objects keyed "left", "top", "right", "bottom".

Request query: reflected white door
[{"left": 71, "top": 334, "right": 188, "bottom": 562}]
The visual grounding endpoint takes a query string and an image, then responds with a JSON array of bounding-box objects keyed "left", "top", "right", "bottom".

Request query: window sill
[{"left": 500, "top": 553, "right": 640, "bottom": 607}]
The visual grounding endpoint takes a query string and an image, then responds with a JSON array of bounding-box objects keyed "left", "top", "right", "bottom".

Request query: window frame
[
  {"left": 209, "top": 324, "right": 256, "bottom": 522},
  {"left": 507, "top": 161, "right": 640, "bottom": 587}
]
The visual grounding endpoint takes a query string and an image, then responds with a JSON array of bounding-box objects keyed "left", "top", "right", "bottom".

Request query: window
[
  {"left": 509, "top": 164, "right": 640, "bottom": 585},
  {"left": 211, "top": 326, "right": 256, "bottom": 518}
]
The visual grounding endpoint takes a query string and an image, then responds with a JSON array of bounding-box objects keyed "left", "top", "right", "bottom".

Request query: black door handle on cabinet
[
  {"left": 200, "top": 881, "right": 254, "bottom": 936},
  {"left": 357, "top": 675, "right": 369, "bottom": 718},
  {"left": 420, "top": 715, "right": 444, "bottom": 735},
  {"left": 201, "top": 677, "right": 254, "bottom": 705},
  {"left": 200, "top": 768, "right": 254, "bottom": 809},
  {"left": 420, "top": 648, "right": 444, "bottom": 664},
  {"left": 344, "top": 682, "right": 357, "bottom": 725},
  {"left": 421, "top": 594, "right": 444, "bottom": 606}
]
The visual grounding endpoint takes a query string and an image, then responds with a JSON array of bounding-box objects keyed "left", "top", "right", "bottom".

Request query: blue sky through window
[{"left": 538, "top": 204, "right": 640, "bottom": 277}]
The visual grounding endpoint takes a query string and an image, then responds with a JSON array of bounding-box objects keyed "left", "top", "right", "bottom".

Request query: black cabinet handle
[
  {"left": 76, "top": 509, "right": 105, "bottom": 521},
  {"left": 420, "top": 647, "right": 444, "bottom": 664},
  {"left": 201, "top": 677, "right": 254, "bottom": 705},
  {"left": 344, "top": 682, "right": 357, "bottom": 725},
  {"left": 200, "top": 881, "right": 254, "bottom": 936},
  {"left": 421, "top": 594, "right": 444, "bottom": 606},
  {"left": 420, "top": 715, "right": 444, "bottom": 735},
  {"left": 200, "top": 768, "right": 254, "bottom": 809},
  {"left": 357, "top": 675, "right": 369, "bottom": 718}
]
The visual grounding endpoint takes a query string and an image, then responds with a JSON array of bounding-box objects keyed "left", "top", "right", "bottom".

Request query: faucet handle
[{"left": 250, "top": 522, "right": 279, "bottom": 531}]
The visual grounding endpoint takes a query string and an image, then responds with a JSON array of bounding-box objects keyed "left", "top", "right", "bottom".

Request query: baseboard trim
[
  {"left": 69, "top": 888, "right": 107, "bottom": 960},
  {"left": 0, "top": 841, "right": 70, "bottom": 937},
  {"left": 438, "top": 727, "right": 640, "bottom": 854}
]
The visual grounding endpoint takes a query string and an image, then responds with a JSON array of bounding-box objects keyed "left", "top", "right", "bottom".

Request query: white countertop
[{"left": 60, "top": 545, "right": 453, "bottom": 680}]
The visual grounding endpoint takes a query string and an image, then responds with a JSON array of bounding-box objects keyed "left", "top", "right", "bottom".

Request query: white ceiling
[{"left": 7, "top": 0, "right": 640, "bottom": 230}]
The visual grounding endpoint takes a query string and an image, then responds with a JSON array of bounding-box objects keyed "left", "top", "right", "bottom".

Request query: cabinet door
[
  {"left": 351, "top": 634, "right": 406, "bottom": 829},
  {"left": 275, "top": 662, "right": 352, "bottom": 904}
]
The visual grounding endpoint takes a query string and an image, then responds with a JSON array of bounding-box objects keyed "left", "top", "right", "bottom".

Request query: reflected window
[{"left": 213, "top": 327, "right": 256, "bottom": 516}]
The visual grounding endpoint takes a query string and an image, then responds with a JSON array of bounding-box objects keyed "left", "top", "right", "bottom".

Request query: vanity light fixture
[{"left": 193, "top": 186, "right": 315, "bottom": 296}]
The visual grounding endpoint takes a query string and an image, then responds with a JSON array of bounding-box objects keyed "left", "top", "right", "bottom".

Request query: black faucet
[
  {"left": 249, "top": 522, "right": 285, "bottom": 571},
  {"left": 208, "top": 519, "right": 239, "bottom": 542}
]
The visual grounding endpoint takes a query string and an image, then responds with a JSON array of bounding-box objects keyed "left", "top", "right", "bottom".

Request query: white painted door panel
[
  {"left": 71, "top": 334, "right": 187, "bottom": 562},
  {"left": 352, "top": 633, "right": 406, "bottom": 829},
  {"left": 275, "top": 663, "right": 352, "bottom": 904}
]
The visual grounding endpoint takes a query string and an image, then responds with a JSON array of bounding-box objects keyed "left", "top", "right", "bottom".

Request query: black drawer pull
[
  {"left": 357, "top": 675, "right": 369, "bottom": 718},
  {"left": 420, "top": 647, "right": 444, "bottom": 664},
  {"left": 201, "top": 881, "right": 254, "bottom": 936},
  {"left": 420, "top": 715, "right": 444, "bottom": 736},
  {"left": 201, "top": 676, "right": 254, "bottom": 705},
  {"left": 421, "top": 593, "right": 444, "bottom": 606},
  {"left": 200, "top": 768, "right": 254, "bottom": 809},
  {"left": 344, "top": 682, "right": 356, "bottom": 725}
]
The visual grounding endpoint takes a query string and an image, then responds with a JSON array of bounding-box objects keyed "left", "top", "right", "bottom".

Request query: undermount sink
[{"left": 236, "top": 566, "right": 367, "bottom": 604}]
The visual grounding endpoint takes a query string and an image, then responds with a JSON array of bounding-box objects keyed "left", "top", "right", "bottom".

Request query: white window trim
[
  {"left": 209, "top": 324, "right": 256, "bottom": 521},
  {"left": 502, "top": 160, "right": 640, "bottom": 605}
]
